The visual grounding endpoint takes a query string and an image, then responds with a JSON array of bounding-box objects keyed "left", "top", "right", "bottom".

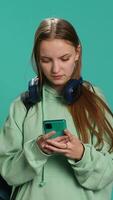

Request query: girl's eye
[
  {"left": 41, "top": 59, "right": 51, "bottom": 63},
  {"left": 61, "top": 58, "right": 70, "bottom": 62}
]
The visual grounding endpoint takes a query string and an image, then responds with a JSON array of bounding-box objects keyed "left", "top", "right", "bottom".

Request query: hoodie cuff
[
  {"left": 67, "top": 144, "right": 90, "bottom": 167},
  {"left": 24, "top": 139, "right": 51, "bottom": 163},
  {"left": 36, "top": 142, "right": 52, "bottom": 157}
]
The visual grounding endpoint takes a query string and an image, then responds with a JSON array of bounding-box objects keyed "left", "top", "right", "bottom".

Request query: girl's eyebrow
[
  {"left": 59, "top": 53, "right": 72, "bottom": 58},
  {"left": 40, "top": 56, "right": 51, "bottom": 59},
  {"left": 40, "top": 53, "right": 72, "bottom": 59}
]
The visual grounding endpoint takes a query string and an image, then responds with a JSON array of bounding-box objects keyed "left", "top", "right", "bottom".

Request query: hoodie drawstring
[
  {"left": 39, "top": 88, "right": 47, "bottom": 187},
  {"left": 39, "top": 166, "right": 46, "bottom": 187}
]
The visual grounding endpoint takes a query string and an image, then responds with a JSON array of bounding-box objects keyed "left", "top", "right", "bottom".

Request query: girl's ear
[{"left": 75, "top": 44, "right": 81, "bottom": 61}]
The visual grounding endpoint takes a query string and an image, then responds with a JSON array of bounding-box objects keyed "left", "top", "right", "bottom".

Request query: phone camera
[{"left": 45, "top": 123, "right": 52, "bottom": 129}]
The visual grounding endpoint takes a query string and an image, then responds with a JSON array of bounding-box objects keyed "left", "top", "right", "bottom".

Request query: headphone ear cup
[
  {"left": 21, "top": 77, "right": 41, "bottom": 109},
  {"left": 62, "top": 77, "right": 83, "bottom": 104},
  {"left": 28, "top": 83, "right": 40, "bottom": 104},
  {"left": 28, "top": 77, "right": 41, "bottom": 104}
]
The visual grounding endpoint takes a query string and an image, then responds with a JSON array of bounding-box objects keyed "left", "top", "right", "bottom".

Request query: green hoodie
[{"left": 0, "top": 83, "right": 113, "bottom": 200}]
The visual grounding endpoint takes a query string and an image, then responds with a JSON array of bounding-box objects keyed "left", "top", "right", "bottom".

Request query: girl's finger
[
  {"left": 43, "top": 131, "right": 56, "bottom": 139},
  {"left": 46, "top": 140, "right": 68, "bottom": 149},
  {"left": 45, "top": 144, "right": 67, "bottom": 153},
  {"left": 64, "top": 129, "right": 73, "bottom": 141},
  {"left": 43, "top": 147, "right": 54, "bottom": 154},
  {"left": 49, "top": 135, "right": 68, "bottom": 142}
]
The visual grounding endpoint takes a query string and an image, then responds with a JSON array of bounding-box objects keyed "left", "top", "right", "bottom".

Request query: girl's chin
[
  {"left": 45, "top": 77, "right": 69, "bottom": 87},
  {"left": 52, "top": 81, "right": 67, "bottom": 86},
  {"left": 46, "top": 80, "right": 66, "bottom": 90},
  {"left": 51, "top": 77, "right": 68, "bottom": 84}
]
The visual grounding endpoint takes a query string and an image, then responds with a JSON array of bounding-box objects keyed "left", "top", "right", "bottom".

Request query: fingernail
[{"left": 52, "top": 131, "right": 56, "bottom": 134}]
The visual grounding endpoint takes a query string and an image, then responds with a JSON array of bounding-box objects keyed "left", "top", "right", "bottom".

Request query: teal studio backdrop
[{"left": 0, "top": 0, "right": 113, "bottom": 199}]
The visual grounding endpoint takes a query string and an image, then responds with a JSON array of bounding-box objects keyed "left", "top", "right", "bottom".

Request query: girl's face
[{"left": 39, "top": 39, "right": 80, "bottom": 91}]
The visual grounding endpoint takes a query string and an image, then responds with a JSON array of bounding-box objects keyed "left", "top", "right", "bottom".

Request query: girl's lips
[
  {"left": 52, "top": 75, "right": 63, "bottom": 78},
  {"left": 52, "top": 75, "right": 63, "bottom": 79}
]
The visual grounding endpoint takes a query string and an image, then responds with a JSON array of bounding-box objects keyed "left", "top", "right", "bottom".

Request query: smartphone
[{"left": 43, "top": 119, "right": 67, "bottom": 139}]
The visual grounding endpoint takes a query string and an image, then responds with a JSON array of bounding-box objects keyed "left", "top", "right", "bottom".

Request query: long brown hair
[{"left": 32, "top": 18, "right": 113, "bottom": 152}]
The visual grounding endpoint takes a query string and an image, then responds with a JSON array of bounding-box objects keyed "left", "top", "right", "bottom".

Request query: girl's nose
[{"left": 51, "top": 62, "right": 60, "bottom": 73}]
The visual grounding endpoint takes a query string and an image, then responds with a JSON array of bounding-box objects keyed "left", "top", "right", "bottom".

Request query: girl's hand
[
  {"left": 37, "top": 131, "right": 68, "bottom": 154},
  {"left": 45, "top": 129, "right": 84, "bottom": 160}
]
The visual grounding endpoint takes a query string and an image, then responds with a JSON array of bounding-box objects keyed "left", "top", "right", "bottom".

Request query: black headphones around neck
[{"left": 21, "top": 76, "right": 83, "bottom": 109}]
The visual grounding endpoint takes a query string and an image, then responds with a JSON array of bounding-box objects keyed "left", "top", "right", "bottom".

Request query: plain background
[{"left": 0, "top": 0, "right": 113, "bottom": 198}]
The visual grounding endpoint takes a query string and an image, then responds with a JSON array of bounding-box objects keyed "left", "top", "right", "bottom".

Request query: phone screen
[{"left": 43, "top": 119, "right": 67, "bottom": 138}]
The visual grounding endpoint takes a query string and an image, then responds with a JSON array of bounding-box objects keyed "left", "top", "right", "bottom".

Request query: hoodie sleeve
[
  {"left": 68, "top": 143, "right": 113, "bottom": 190},
  {"left": 0, "top": 98, "right": 50, "bottom": 186},
  {"left": 67, "top": 87, "right": 113, "bottom": 190}
]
